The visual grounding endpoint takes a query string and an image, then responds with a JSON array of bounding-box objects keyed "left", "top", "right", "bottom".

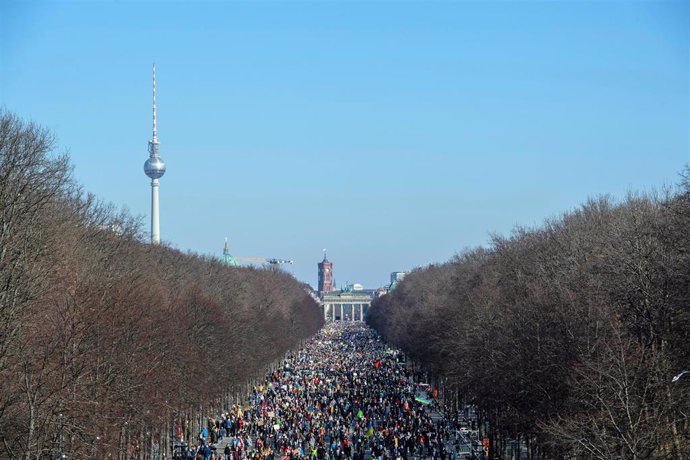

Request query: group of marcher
[{"left": 185, "top": 323, "right": 458, "bottom": 460}]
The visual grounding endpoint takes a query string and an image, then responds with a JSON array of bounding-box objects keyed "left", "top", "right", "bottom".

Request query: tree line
[
  {"left": 0, "top": 111, "right": 324, "bottom": 459},
  {"left": 367, "top": 171, "right": 690, "bottom": 459}
]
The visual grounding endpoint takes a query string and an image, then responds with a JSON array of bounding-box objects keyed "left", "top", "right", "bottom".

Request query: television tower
[{"left": 143, "top": 63, "right": 166, "bottom": 244}]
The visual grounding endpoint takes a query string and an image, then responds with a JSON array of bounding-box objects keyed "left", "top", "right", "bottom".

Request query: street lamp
[
  {"left": 672, "top": 370, "right": 689, "bottom": 383},
  {"left": 56, "top": 413, "right": 64, "bottom": 459},
  {"left": 92, "top": 436, "right": 100, "bottom": 458}
]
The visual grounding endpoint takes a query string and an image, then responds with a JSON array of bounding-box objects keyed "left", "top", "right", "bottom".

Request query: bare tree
[
  {"left": 368, "top": 175, "right": 690, "bottom": 458},
  {"left": 0, "top": 111, "right": 323, "bottom": 459}
]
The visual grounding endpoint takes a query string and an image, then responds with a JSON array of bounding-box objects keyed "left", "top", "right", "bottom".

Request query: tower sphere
[{"left": 144, "top": 156, "right": 166, "bottom": 179}]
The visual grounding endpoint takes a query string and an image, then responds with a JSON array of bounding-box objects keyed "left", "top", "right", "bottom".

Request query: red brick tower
[{"left": 318, "top": 252, "right": 333, "bottom": 295}]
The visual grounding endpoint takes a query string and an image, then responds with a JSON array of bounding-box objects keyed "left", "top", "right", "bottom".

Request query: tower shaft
[{"left": 151, "top": 179, "right": 160, "bottom": 244}]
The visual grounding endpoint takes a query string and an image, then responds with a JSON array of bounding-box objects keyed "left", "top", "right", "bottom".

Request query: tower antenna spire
[{"left": 152, "top": 63, "right": 157, "bottom": 143}]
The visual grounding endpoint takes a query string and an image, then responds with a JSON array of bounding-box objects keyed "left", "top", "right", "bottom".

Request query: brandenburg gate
[{"left": 321, "top": 291, "right": 372, "bottom": 322}]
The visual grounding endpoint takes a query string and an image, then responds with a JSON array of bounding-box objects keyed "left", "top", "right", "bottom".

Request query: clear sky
[{"left": 1, "top": 1, "right": 688, "bottom": 289}]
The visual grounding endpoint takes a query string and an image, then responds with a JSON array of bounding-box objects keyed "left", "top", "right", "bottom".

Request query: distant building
[
  {"left": 343, "top": 283, "right": 365, "bottom": 292},
  {"left": 317, "top": 252, "right": 333, "bottom": 295},
  {"left": 222, "top": 238, "right": 240, "bottom": 266},
  {"left": 390, "top": 271, "right": 408, "bottom": 290},
  {"left": 375, "top": 287, "right": 388, "bottom": 298},
  {"left": 322, "top": 289, "right": 373, "bottom": 322}
]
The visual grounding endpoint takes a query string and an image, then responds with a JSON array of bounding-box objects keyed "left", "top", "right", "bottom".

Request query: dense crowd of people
[{"left": 185, "top": 323, "right": 458, "bottom": 460}]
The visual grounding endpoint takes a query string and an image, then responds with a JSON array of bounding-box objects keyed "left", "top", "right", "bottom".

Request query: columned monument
[{"left": 322, "top": 290, "right": 372, "bottom": 322}]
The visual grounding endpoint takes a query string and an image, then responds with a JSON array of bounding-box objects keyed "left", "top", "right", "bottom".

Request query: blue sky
[{"left": 1, "top": 1, "right": 688, "bottom": 289}]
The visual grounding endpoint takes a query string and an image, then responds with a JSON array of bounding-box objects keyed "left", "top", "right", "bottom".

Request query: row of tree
[
  {"left": 0, "top": 111, "right": 324, "bottom": 459},
  {"left": 368, "top": 172, "right": 690, "bottom": 459}
]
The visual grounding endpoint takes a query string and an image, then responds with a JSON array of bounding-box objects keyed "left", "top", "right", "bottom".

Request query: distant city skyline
[{"left": 1, "top": 0, "right": 688, "bottom": 289}]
